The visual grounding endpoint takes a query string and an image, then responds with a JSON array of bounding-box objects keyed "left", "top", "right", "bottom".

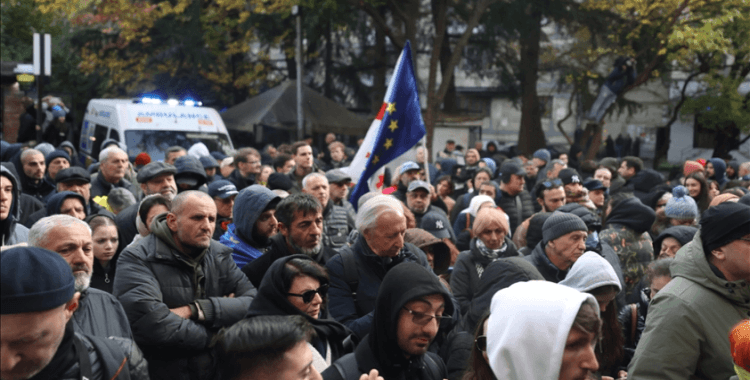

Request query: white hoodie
[{"left": 488, "top": 281, "right": 600, "bottom": 379}]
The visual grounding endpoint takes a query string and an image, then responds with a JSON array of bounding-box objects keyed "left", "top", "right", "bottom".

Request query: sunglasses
[
  {"left": 475, "top": 335, "right": 487, "bottom": 352},
  {"left": 287, "top": 284, "right": 329, "bottom": 304},
  {"left": 402, "top": 307, "right": 452, "bottom": 326}
]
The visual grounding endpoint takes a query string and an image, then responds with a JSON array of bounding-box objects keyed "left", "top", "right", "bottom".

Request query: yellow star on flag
[
  {"left": 384, "top": 138, "right": 393, "bottom": 150},
  {"left": 386, "top": 102, "right": 396, "bottom": 114},
  {"left": 389, "top": 120, "right": 398, "bottom": 132},
  {"left": 372, "top": 155, "right": 380, "bottom": 164}
]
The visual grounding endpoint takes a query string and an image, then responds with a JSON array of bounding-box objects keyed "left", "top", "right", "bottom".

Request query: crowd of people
[{"left": 1, "top": 132, "right": 750, "bottom": 380}]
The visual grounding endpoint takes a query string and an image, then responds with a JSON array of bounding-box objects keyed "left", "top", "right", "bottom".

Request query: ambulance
[{"left": 78, "top": 98, "right": 234, "bottom": 166}]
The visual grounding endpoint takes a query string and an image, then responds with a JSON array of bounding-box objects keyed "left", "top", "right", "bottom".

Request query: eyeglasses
[
  {"left": 287, "top": 284, "right": 329, "bottom": 304},
  {"left": 402, "top": 307, "right": 452, "bottom": 326},
  {"left": 475, "top": 335, "right": 487, "bottom": 352}
]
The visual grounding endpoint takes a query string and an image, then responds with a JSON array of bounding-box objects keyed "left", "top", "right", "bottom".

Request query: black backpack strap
[
  {"left": 85, "top": 335, "right": 131, "bottom": 380},
  {"left": 333, "top": 353, "right": 359, "bottom": 380},
  {"left": 422, "top": 352, "right": 444, "bottom": 380},
  {"left": 340, "top": 250, "right": 360, "bottom": 313},
  {"left": 73, "top": 334, "right": 93, "bottom": 380}
]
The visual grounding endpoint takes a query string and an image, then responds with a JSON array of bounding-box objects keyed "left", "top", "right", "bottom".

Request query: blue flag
[{"left": 349, "top": 41, "right": 426, "bottom": 210}]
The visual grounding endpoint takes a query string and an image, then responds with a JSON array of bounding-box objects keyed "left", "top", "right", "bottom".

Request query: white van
[{"left": 78, "top": 98, "right": 234, "bottom": 166}]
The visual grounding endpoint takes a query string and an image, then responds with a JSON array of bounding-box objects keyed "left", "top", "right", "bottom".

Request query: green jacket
[{"left": 628, "top": 232, "right": 750, "bottom": 380}]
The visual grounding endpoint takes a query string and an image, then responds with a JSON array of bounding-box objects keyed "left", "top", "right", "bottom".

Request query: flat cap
[{"left": 137, "top": 161, "right": 177, "bottom": 183}]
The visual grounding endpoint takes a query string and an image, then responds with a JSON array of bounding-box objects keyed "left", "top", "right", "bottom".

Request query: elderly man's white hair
[
  {"left": 28, "top": 214, "right": 91, "bottom": 248},
  {"left": 302, "top": 172, "right": 327, "bottom": 189},
  {"left": 99, "top": 146, "right": 126, "bottom": 164},
  {"left": 355, "top": 195, "right": 405, "bottom": 233}
]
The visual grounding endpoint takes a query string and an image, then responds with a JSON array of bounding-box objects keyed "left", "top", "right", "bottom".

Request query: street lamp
[{"left": 292, "top": 5, "right": 304, "bottom": 141}]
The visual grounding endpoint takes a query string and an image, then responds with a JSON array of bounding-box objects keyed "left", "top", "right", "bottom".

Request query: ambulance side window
[
  {"left": 91, "top": 124, "right": 109, "bottom": 161},
  {"left": 108, "top": 129, "right": 120, "bottom": 142}
]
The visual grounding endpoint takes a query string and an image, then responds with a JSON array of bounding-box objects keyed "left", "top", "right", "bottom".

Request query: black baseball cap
[{"left": 55, "top": 167, "right": 91, "bottom": 184}]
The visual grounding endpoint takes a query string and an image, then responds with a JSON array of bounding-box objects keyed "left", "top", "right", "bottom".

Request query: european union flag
[{"left": 349, "top": 41, "right": 426, "bottom": 210}]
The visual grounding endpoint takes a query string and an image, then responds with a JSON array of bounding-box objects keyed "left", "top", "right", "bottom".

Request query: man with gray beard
[
  {"left": 27, "top": 214, "right": 132, "bottom": 339},
  {"left": 241, "top": 193, "right": 337, "bottom": 288}
]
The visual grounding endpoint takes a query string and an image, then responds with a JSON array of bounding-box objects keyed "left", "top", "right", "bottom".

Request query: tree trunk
[
  {"left": 371, "top": 12, "right": 387, "bottom": 114},
  {"left": 517, "top": 9, "right": 545, "bottom": 156},
  {"left": 324, "top": 16, "right": 332, "bottom": 98},
  {"left": 439, "top": 30, "right": 458, "bottom": 114}
]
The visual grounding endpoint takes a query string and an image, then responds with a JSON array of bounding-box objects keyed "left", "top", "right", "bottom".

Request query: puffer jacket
[
  {"left": 323, "top": 200, "right": 354, "bottom": 250},
  {"left": 495, "top": 189, "right": 534, "bottom": 234},
  {"left": 0, "top": 166, "right": 29, "bottom": 245},
  {"left": 450, "top": 237, "right": 520, "bottom": 312},
  {"left": 73, "top": 287, "right": 132, "bottom": 339},
  {"left": 628, "top": 232, "right": 750, "bottom": 379},
  {"left": 58, "top": 334, "right": 150, "bottom": 380},
  {"left": 113, "top": 215, "right": 256, "bottom": 380},
  {"left": 325, "top": 234, "right": 432, "bottom": 339}
]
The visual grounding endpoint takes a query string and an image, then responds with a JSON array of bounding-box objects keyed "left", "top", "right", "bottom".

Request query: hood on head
[
  {"left": 652, "top": 225, "right": 698, "bottom": 253},
  {"left": 463, "top": 257, "right": 543, "bottom": 333},
  {"left": 58, "top": 141, "right": 78, "bottom": 157},
  {"left": 187, "top": 143, "right": 210, "bottom": 159},
  {"left": 709, "top": 158, "right": 727, "bottom": 181},
  {"left": 46, "top": 191, "right": 87, "bottom": 217},
  {"left": 0, "top": 165, "right": 21, "bottom": 220},
  {"left": 370, "top": 262, "right": 454, "bottom": 366},
  {"left": 174, "top": 155, "right": 207, "bottom": 188},
  {"left": 559, "top": 251, "right": 621, "bottom": 293},
  {"left": 1, "top": 143, "right": 23, "bottom": 162},
  {"left": 488, "top": 281, "right": 599, "bottom": 380},
  {"left": 605, "top": 197, "right": 655, "bottom": 234},
  {"left": 467, "top": 195, "right": 495, "bottom": 217},
  {"left": 234, "top": 185, "right": 280, "bottom": 244},
  {"left": 404, "top": 228, "right": 451, "bottom": 275}
]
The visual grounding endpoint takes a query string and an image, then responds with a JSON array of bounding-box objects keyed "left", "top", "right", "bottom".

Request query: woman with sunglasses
[
  {"left": 248, "top": 255, "right": 354, "bottom": 373},
  {"left": 461, "top": 313, "right": 495, "bottom": 380}
]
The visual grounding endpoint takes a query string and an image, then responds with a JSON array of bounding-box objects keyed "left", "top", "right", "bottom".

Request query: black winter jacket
[
  {"left": 113, "top": 217, "right": 256, "bottom": 380},
  {"left": 325, "top": 235, "right": 431, "bottom": 339},
  {"left": 495, "top": 189, "right": 534, "bottom": 234},
  {"left": 242, "top": 233, "right": 336, "bottom": 288},
  {"left": 523, "top": 241, "right": 568, "bottom": 283},
  {"left": 72, "top": 287, "right": 132, "bottom": 339},
  {"left": 450, "top": 237, "right": 520, "bottom": 312}
]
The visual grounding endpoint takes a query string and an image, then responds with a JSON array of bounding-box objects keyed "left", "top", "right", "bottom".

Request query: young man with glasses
[
  {"left": 228, "top": 147, "right": 262, "bottom": 191},
  {"left": 322, "top": 262, "right": 454, "bottom": 380}
]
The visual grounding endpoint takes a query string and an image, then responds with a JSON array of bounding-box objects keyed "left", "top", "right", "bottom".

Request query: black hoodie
[
  {"left": 604, "top": 197, "right": 656, "bottom": 235},
  {"left": 247, "top": 255, "right": 353, "bottom": 362},
  {"left": 1, "top": 166, "right": 29, "bottom": 245},
  {"left": 323, "top": 262, "right": 452, "bottom": 380},
  {"left": 45, "top": 191, "right": 87, "bottom": 217}
]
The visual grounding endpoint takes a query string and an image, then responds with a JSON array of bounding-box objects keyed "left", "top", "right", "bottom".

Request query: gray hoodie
[{"left": 0, "top": 166, "right": 29, "bottom": 245}]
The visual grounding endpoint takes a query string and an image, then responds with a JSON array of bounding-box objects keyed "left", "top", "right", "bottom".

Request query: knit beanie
[
  {"left": 134, "top": 152, "right": 151, "bottom": 167},
  {"left": 267, "top": 172, "right": 293, "bottom": 191},
  {"left": 1, "top": 247, "right": 76, "bottom": 314},
  {"left": 533, "top": 149, "right": 551, "bottom": 164},
  {"left": 34, "top": 142, "right": 55, "bottom": 158},
  {"left": 709, "top": 193, "right": 739, "bottom": 207},
  {"left": 45, "top": 149, "right": 71, "bottom": 166},
  {"left": 542, "top": 212, "right": 588, "bottom": 244},
  {"left": 683, "top": 160, "right": 703, "bottom": 177},
  {"left": 482, "top": 158, "right": 497, "bottom": 175},
  {"left": 700, "top": 202, "right": 750, "bottom": 252},
  {"left": 665, "top": 186, "right": 699, "bottom": 221}
]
